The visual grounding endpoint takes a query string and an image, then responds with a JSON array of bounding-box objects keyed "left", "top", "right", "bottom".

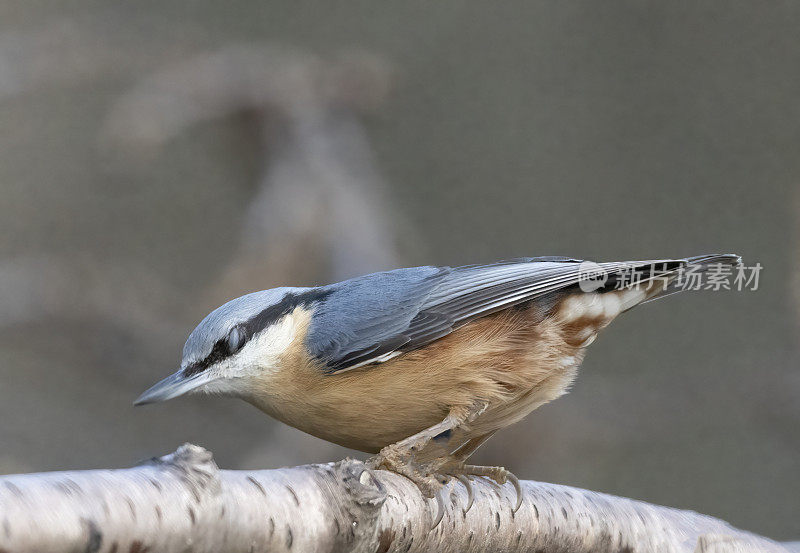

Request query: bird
[{"left": 135, "top": 253, "right": 740, "bottom": 517}]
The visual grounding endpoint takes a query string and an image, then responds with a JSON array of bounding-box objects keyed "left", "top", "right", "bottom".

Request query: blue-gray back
[{"left": 306, "top": 257, "right": 588, "bottom": 372}]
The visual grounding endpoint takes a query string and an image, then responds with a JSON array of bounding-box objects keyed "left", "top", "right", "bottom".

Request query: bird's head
[{"left": 134, "top": 287, "right": 321, "bottom": 405}]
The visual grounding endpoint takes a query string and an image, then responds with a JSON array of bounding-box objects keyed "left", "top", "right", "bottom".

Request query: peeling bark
[{"left": 0, "top": 444, "right": 789, "bottom": 553}]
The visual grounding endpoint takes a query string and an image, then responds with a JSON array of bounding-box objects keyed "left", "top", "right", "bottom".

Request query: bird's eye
[{"left": 226, "top": 326, "right": 245, "bottom": 354}]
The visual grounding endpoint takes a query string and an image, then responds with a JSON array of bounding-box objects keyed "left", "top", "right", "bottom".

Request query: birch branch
[{"left": 0, "top": 444, "right": 788, "bottom": 553}]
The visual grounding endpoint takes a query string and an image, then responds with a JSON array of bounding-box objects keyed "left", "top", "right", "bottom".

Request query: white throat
[{"left": 198, "top": 311, "right": 302, "bottom": 396}]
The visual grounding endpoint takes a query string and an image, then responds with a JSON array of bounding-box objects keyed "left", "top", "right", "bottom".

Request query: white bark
[{"left": 0, "top": 444, "right": 789, "bottom": 553}]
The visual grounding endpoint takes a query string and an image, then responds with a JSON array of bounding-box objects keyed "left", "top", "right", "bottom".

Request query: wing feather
[{"left": 307, "top": 255, "right": 739, "bottom": 372}]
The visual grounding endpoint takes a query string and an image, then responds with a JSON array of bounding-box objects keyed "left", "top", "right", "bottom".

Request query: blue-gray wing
[
  {"left": 305, "top": 257, "right": 604, "bottom": 372},
  {"left": 305, "top": 255, "right": 740, "bottom": 372},
  {"left": 305, "top": 265, "right": 451, "bottom": 371}
]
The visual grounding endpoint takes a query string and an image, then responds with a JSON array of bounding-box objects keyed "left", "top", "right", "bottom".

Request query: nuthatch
[{"left": 136, "top": 254, "right": 740, "bottom": 516}]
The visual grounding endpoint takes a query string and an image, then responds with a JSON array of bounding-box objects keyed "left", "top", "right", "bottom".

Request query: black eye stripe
[
  {"left": 183, "top": 339, "right": 229, "bottom": 377},
  {"left": 182, "top": 288, "right": 332, "bottom": 377}
]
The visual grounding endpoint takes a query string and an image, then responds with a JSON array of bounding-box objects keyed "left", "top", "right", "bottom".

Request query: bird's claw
[
  {"left": 368, "top": 446, "right": 522, "bottom": 520},
  {"left": 452, "top": 464, "right": 523, "bottom": 513},
  {"left": 457, "top": 474, "right": 475, "bottom": 514},
  {"left": 506, "top": 471, "right": 523, "bottom": 513},
  {"left": 369, "top": 448, "right": 446, "bottom": 495},
  {"left": 430, "top": 488, "right": 446, "bottom": 529}
]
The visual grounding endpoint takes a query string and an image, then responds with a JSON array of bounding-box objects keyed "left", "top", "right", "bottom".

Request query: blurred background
[{"left": 0, "top": 0, "right": 797, "bottom": 540}]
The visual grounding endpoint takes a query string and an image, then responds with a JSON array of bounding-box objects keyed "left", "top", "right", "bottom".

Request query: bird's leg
[
  {"left": 451, "top": 430, "right": 497, "bottom": 461},
  {"left": 368, "top": 402, "right": 488, "bottom": 497}
]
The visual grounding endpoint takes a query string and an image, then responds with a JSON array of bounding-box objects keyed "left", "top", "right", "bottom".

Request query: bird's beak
[{"left": 134, "top": 370, "right": 213, "bottom": 406}]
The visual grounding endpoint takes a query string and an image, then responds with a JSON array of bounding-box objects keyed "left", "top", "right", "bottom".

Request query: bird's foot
[
  {"left": 368, "top": 444, "right": 457, "bottom": 528},
  {"left": 367, "top": 443, "right": 449, "bottom": 498},
  {"left": 443, "top": 463, "right": 523, "bottom": 513},
  {"left": 368, "top": 448, "right": 522, "bottom": 524}
]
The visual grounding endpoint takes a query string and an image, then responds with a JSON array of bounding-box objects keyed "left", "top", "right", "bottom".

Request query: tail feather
[
  {"left": 684, "top": 253, "right": 742, "bottom": 266},
  {"left": 594, "top": 253, "right": 742, "bottom": 307},
  {"left": 652, "top": 253, "right": 741, "bottom": 303}
]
